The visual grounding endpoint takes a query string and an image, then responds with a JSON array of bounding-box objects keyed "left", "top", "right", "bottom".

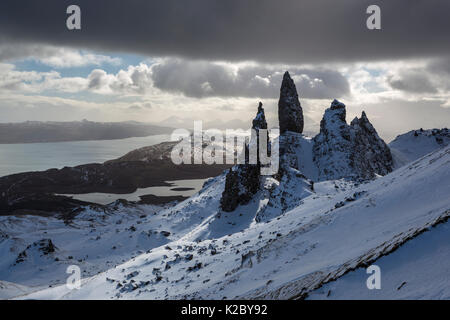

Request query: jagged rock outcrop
[
  {"left": 278, "top": 71, "right": 304, "bottom": 134},
  {"left": 313, "top": 99, "right": 393, "bottom": 180},
  {"left": 350, "top": 111, "right": 393, "bottom": 178},
  {"left": 221, "top": 76, "right": 394, "bottom": 212},
  {"left": 220, "top": 102, "right": 268, "bottom": 212}
]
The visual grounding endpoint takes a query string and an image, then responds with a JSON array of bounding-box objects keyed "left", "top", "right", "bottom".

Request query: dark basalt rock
[
  {"left": 249, "top": 102, "right": 270, "bottom": 165},
  {"left": 220, "top": 164, "right": 260, "bottom": 212},
  {"left": 350, "top": 111, "right": 393, "bottom": 179},
  {"left": 220, "top": 102, "right": 268, "bottom": 212},
  {"left": 278, "top": 71, "right": 304, "bottom": 134},
  {"left": 252, "top": 102, "right": 268, "bottom": 130}
]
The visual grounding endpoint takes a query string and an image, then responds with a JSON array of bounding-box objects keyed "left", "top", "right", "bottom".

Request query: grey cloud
[
  {"left": 151, "top": 59, "right": 350, "bottom": 99},
  {"left": 388, "top": 70, "right": 437, "bottom": 94},
  {"left": 387, "top": 58, "right": 450, "bottom": 94},
  {"left": 128, "top": 102, "right": 152, "bottom": 111},
  {"left": 0, "top": 1, "right": 449, "bottom": 64},
  {"left": 0, "top": 44, "right": 60, "bottom": 62},
  {"left": 428, "top": 58, "right": 450, "bottom": 76},
  {"left": 128, "top": 105, "right": 142, "bottom": 111},
  {"left": 87, "top": 69, "right": 108, "bottom": 90}
]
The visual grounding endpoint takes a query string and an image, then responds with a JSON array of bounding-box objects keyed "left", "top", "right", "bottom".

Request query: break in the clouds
[
  {"left": 0, "top": 0, "right": 449, "bottom": 64},
  {"left": 0, "top": 44, "right": 121, "bottom": 68}
]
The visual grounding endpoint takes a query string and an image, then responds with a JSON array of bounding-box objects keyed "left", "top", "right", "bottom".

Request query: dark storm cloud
[
  {"left": 151, "top": 59, "right": 350, "bottom": 99},
  {"left": 0, "top": 0, "right": 449, "bottom": 64}
]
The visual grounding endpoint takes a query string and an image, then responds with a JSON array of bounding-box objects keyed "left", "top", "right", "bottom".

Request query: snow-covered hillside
[
  {"left": 389, "top": 128, "right": 449, "bottom": 168},
  {"left": 0, "top": 176, "right": 227, "bottom": 299},
  {"left": 15, "top": 144, "right": 449, "bottom": 300}
]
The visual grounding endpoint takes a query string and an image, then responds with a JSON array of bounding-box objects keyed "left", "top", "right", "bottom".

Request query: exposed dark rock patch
[
  {"left": 138, "top": 194, "right": 188, "bottom": 205},
  {"left": 170, "top": 187, "right": 195, "bottom": 191},
  {"left": 14, "top": 239, "right": 57, "bottom": 265}
]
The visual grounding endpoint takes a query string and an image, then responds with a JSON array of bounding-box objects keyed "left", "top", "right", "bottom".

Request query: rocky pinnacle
[{"left": 278, "top": 71, "right": 304, "bottom": 134}]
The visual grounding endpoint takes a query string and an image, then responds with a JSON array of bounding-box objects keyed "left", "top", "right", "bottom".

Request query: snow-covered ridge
[{"left": 389, "top": 128, "right": 449, "bottom": 168}]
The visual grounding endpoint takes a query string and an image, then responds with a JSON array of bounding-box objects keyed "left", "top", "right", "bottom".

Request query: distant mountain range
[{"left": 0, "top": 120, "right": 174, "bottom": 144}]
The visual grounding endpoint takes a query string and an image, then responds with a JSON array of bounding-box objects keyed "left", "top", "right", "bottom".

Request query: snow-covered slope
[
  {"left": 0, "top": 281, "right": 31, "bottom": 299},
  {"left": 17, "top": 145, "right": 449, "bottom": 300},
  {"left": 389, "top": 128, "right": 449, "bottom": 168},
  {"left": 308, "top": 220, "right": 450, "bottom": 300},
  {"left": 0, "top": 203, "right": 168, "bottom": 296}
]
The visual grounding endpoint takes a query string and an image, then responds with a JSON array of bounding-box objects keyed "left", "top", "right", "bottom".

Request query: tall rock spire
[
  {"left": 220, "top": 102, "right": 267, "bottom": 212},
  {"left": 252, "top": 102, "right": 267, "bottom": 130},
  {"left": 278, "top": 71, "right": 304, "bottom": 134},
  {"left": 249, "top": 102, "right": 269, "bottom": 165}
]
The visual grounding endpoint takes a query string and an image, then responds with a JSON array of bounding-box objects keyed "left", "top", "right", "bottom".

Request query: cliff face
[{"left": 313, "top": 100, "right": 393, "bottom": 180}]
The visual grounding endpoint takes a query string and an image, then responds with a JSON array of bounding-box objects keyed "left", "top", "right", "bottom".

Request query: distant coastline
[{"left": 0, "top": 120, "right": 174, "bottom": 144}]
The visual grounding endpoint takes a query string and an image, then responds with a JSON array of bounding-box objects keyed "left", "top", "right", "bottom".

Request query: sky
[{"left": 0, "top": 0, "right": 449, "bottom": 141}]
